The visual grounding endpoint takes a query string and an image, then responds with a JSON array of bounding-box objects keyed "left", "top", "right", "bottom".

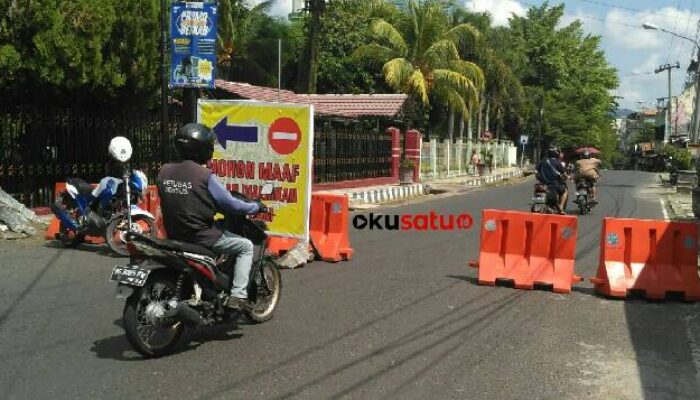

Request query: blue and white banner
[{"left": 170, "top": 2, "right": 217, "bottom": 88}]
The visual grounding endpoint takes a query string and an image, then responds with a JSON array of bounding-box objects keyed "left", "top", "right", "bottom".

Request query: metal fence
[
  {"left": 0, "top": 104, "right": 396, "bottom": 207},
  {"left": 313, "top": 121, "right": 393, "bottom": 184},
  {"left": 0, "top": 102, "right": 182, "bottom": 207}
]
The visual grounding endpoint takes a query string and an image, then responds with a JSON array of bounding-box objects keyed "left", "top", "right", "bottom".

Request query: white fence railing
[{"left": 420, "top": 139, "right": 518, "bottom": 180}]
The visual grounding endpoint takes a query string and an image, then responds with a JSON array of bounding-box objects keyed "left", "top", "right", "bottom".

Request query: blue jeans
[{"left": 211, "top": 231, "right": 254, "bottom": 299}]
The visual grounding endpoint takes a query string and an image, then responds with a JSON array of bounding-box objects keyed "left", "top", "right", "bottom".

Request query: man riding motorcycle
[
  {"left": 574, "top": 150, "right": 601, "bottom": 204},
  {"left": 535, "top": 147, "right": 568, "bottom": 215},
  {"left": 157, "top": 123, "right": 266, "bottom": 311}
]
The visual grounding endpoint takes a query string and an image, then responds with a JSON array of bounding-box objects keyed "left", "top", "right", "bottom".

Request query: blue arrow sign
[{"left": 213, "top": 117, "right": 258, "bottom": 149}]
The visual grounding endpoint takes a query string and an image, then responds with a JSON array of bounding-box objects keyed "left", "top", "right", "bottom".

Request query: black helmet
[
  {"left": 174, "top": 123, "right": 215, "bottom": 164},
  {"left": 547, "top": 147, "right": 559, "bottom": 159}
]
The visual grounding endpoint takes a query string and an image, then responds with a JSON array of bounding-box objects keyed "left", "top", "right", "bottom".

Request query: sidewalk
[
  {"left": 664, "top": 181, "right": 696, "bottom": 221},
  {"left": 317, "top": 166, "right": 526, "bottom": 208}
]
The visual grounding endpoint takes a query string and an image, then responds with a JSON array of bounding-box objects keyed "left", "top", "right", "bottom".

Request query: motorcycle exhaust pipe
[{"left": 165, "top": 302, "right": 203, "bottom": 327}]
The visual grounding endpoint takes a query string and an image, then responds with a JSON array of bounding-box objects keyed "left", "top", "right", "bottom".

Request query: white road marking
[{"left": 659, "top": 198, "right": 670, "bottom": 221}]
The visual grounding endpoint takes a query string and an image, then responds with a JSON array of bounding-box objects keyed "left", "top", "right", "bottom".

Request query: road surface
[{"left": 1, "top": 170, "right": 699, "bottom": 399}]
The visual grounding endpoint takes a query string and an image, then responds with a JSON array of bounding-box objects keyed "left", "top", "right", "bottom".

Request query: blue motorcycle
[{"left": 51, "top": 170, "right": 157, "bottom": 256}]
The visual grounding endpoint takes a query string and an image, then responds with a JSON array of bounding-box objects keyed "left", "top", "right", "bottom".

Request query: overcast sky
[{"left": 265, "top": 0, "right": 700, "bottom": 111}]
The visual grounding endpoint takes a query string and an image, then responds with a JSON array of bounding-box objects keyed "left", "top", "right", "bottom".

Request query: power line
[
  {"left": 666, "top": 1, "right": 682, "bottom": 63},
  {"left": 574, "top": 0, "right": 697, "bottom": 23}
]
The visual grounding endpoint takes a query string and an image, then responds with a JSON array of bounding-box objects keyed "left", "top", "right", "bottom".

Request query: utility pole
[
  {"left": 655, "top": 62, "right": 680, "bottom": 143},
  {"left": 160, "top": 0, "right": 169, "bottom": 159}
]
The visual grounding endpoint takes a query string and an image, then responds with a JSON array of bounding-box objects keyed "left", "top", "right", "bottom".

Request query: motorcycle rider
[
  {"left": 157, "top": 123, "right": 265, "bottom": 310},
  {"left": 535, "top": 147, "right": 568, "bottom": 214},
  {"left": 574, "top": 150, "right": 601, "bottom": 204}
]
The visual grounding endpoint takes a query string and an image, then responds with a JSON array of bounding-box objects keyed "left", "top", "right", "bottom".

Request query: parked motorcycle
[
  {"left": 573, "top": 179, "right": 595, "bottom": 215},
  {"left": 111, "top": 183, "right": 281, "bottom": 357},
  {"left": 51, "top": 137, "right": 157, "bottom": 256},
  {"left": 665, "top": 156, "right": 678, "bottom": 185},
  {"left": 531, "top": 183, "right": 561, "bottom": 214}
]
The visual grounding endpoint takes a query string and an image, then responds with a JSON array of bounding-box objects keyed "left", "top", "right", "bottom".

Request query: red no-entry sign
[{"left": 268, "top": 117, "right": 302, "bottom": 155}]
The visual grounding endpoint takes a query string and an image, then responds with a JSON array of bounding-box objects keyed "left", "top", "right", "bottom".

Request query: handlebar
[{"left": 230, "top": 190, "right": 270, "bottom": 214}]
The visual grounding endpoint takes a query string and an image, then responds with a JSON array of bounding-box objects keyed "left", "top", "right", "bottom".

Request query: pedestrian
[{"left": 470, "top": 150, "right": 480, "bottom": 176}]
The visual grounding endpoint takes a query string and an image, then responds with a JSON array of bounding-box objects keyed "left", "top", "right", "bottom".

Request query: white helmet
[{"left": 108, "top": 136, "right": 133, "bottom": 163}]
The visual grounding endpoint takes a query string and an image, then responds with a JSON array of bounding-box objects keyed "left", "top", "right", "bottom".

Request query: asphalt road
[{"left": 1, "top": 170, "right": 700, "bottom": 400}]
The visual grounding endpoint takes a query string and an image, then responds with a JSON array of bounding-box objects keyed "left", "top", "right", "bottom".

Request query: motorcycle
[
  {"left": 665, "top": 156, "right": 678, "bottom": 185},
  {"left": 573, "top": 179, "right": 595, "bottom": 215},
  {"left": 531, "top": 182, "right": 561, "bottom": 214},
  {"left": 111, "top": 183, "right": 282, "bottom": 357},
  {"left": 51, "top": 170, "right": 157, "bottom": 256}
]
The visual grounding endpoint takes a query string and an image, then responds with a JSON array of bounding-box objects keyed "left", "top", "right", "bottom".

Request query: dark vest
[{"left": 157, "top": 160, "right": 222, "bottom": 247}]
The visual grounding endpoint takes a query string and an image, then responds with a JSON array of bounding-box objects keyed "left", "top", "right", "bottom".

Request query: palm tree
[{"left": 353, "top": 0, "right": 484, "bottom": 125}]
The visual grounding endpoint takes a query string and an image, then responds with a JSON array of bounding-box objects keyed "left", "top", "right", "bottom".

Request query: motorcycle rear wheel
[
  {"left": 123, "top": 276, "right": 183, "bottom": 358},
  {"left": 246, "top": 260, "right": 282, "bottom": 323},
  {"left": 106, "top": 216, "right": 157, "bottom": 257},
  {"left": 577, "top": 195, "right": 587, "bottom": 215},
  {"left": 58, "top": 221, "right": 85, "bottom": 247}
]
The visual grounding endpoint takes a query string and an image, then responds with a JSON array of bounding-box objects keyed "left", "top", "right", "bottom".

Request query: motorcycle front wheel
[
  {"left": 106, "top": 215, "right": 157, "bottom": 257},
  {"left": 123, "top": 276, "right": 183, "bottom": 358},
  {"left": 246, "top": 260, "right": 282, "bottom": 323}
]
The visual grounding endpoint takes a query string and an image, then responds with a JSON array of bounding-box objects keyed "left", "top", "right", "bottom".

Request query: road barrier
[
  {"left": 470, "top": 209, "right": 581, "bottom": 293},
  {"left": 590, "top": 217, "right": 700, "bottom": 300},
  {"left": 266, "top": 193, "right": 354, "bottom": 263},
  {"left": 309, "top": 193, "right": 353, "bottom": 262}
]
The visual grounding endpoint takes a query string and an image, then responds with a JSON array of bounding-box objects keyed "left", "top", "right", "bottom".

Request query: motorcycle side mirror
[{"left": 260, "top": 182, "right": 274, "bottom": 196}]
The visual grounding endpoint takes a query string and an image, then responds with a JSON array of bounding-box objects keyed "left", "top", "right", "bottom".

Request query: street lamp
[{"left": 644, "top": 21, "right": 700, "bottom": 217}]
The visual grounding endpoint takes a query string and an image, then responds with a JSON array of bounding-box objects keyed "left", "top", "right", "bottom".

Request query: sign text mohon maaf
[{"left": 197, "top": 100, "right": 314, "bottom": 240}]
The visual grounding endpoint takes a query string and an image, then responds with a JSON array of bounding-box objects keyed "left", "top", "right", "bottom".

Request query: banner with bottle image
[
  {"left": 170, "top": 2, "right": 217, "bottom": 88},
  {"left": 197, "top": 100, "right": 313, "bottom": 239}
]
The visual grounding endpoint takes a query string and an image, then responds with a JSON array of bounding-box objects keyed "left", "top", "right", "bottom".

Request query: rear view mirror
[{"left": 261, "top": 182, "right": 274, "bottom": 195}]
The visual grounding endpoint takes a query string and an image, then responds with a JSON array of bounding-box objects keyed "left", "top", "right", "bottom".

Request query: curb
[
  {"left": 340, "top": 169, "right": 524, "bottom": 207},
  {"left": 349, "top": 183, "right": 426, "bottom": 206},
  {"left": 455, "top": 169, "right": 524, "bottom": 187}
]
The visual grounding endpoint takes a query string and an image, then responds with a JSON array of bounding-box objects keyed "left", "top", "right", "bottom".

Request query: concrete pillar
[
  {"left": 387, "top": 127, "right": 400, "bottom": 180},
  {"left": 430, "top": 138, "right": 437, "bottom": 178},
  {"left": 406, "top": 129, "right": 422, "bottom": 182},
  {"left": 456, "top": 139, "right": 463, "bottom": 174}
]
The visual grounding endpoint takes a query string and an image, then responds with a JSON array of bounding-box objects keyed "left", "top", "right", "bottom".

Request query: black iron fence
[
  {"left": 1, "top": 105, "right": 395, "bottom": 207},
  {"left": 313, "top": 120, "right": 393, "bottom": 184},
  {"left": 0, "top": 102, "right": 182, "bottom": 207}
]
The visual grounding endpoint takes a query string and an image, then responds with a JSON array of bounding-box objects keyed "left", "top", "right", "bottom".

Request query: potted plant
[{"left": 399, "top": 158, "right": 415, "bottom": 184}]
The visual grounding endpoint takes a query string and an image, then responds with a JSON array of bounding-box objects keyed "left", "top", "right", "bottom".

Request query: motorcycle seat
[
  {"left": 128, "top": 232, "right": 216, "bottom": 258},
  {"left": 66, "top": 177, "right": 94, "bottom": 197}
]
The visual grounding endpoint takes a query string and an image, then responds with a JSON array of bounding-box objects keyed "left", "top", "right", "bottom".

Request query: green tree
[{"left": 353, "top": 0, "right": 484, "bottom": 124}]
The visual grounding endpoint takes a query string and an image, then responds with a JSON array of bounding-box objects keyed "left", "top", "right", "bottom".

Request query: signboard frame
[{"left": 197, "top": 99, "right": 314, "bottom": 240}]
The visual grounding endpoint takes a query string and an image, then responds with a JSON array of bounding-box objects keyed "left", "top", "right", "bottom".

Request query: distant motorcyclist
[
  {"left": 536, "top": 147, "right": 568, "bottom": 214},
  {"left": 157, "top": 123, "right": 265, "bottom": 311},
  {"left": 574, "top": 150, "right": 601, "bottom": 204}
]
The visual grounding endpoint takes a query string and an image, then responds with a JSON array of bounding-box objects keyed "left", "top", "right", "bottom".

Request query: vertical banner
[
  {"left": 170, "top": 2, "right": 217, "bottom": 88},
  {"left": 198, "top": 100, "right": 314, "bottom": 240}
]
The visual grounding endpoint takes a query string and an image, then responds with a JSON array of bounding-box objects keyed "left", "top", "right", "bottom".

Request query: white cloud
[
  {"left": 464, "top": 0, "right": 526, "bottom": 27},
  {"left": 268, "top": 0, "right": 293, "bottom": 18}
]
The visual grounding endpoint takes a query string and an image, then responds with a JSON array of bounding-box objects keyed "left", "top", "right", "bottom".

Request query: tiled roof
[{"left": 214, "top": 80, "right": 408, "bottom": 118}]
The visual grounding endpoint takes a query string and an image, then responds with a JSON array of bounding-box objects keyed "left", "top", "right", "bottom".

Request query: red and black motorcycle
[{"left": 110, "top": 185, "right": 281, "bottom": 357}]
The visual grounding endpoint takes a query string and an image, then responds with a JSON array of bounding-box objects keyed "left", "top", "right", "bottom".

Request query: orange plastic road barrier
[
  {"left": 309, "top": 193, "right": 353, "bottom": 262},
  {"left": 267, "top": 237, "right": 302, "bottom": 256},
  {"left": 590, "top": 218, "right": 700, "bottom": 300},
  {"left": 141, "top": 185, "right": 166, "bottom": 239},
  {"left": 470, "top": 209, "right": 581, "bottom": 293}
]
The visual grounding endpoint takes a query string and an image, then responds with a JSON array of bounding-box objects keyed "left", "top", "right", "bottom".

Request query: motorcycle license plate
[
  {"left": 110, "top": 265, "right": 150, "bottom": 287},
  {"left": 532, "top": 196, "right": 546, "bottom": 203}
]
